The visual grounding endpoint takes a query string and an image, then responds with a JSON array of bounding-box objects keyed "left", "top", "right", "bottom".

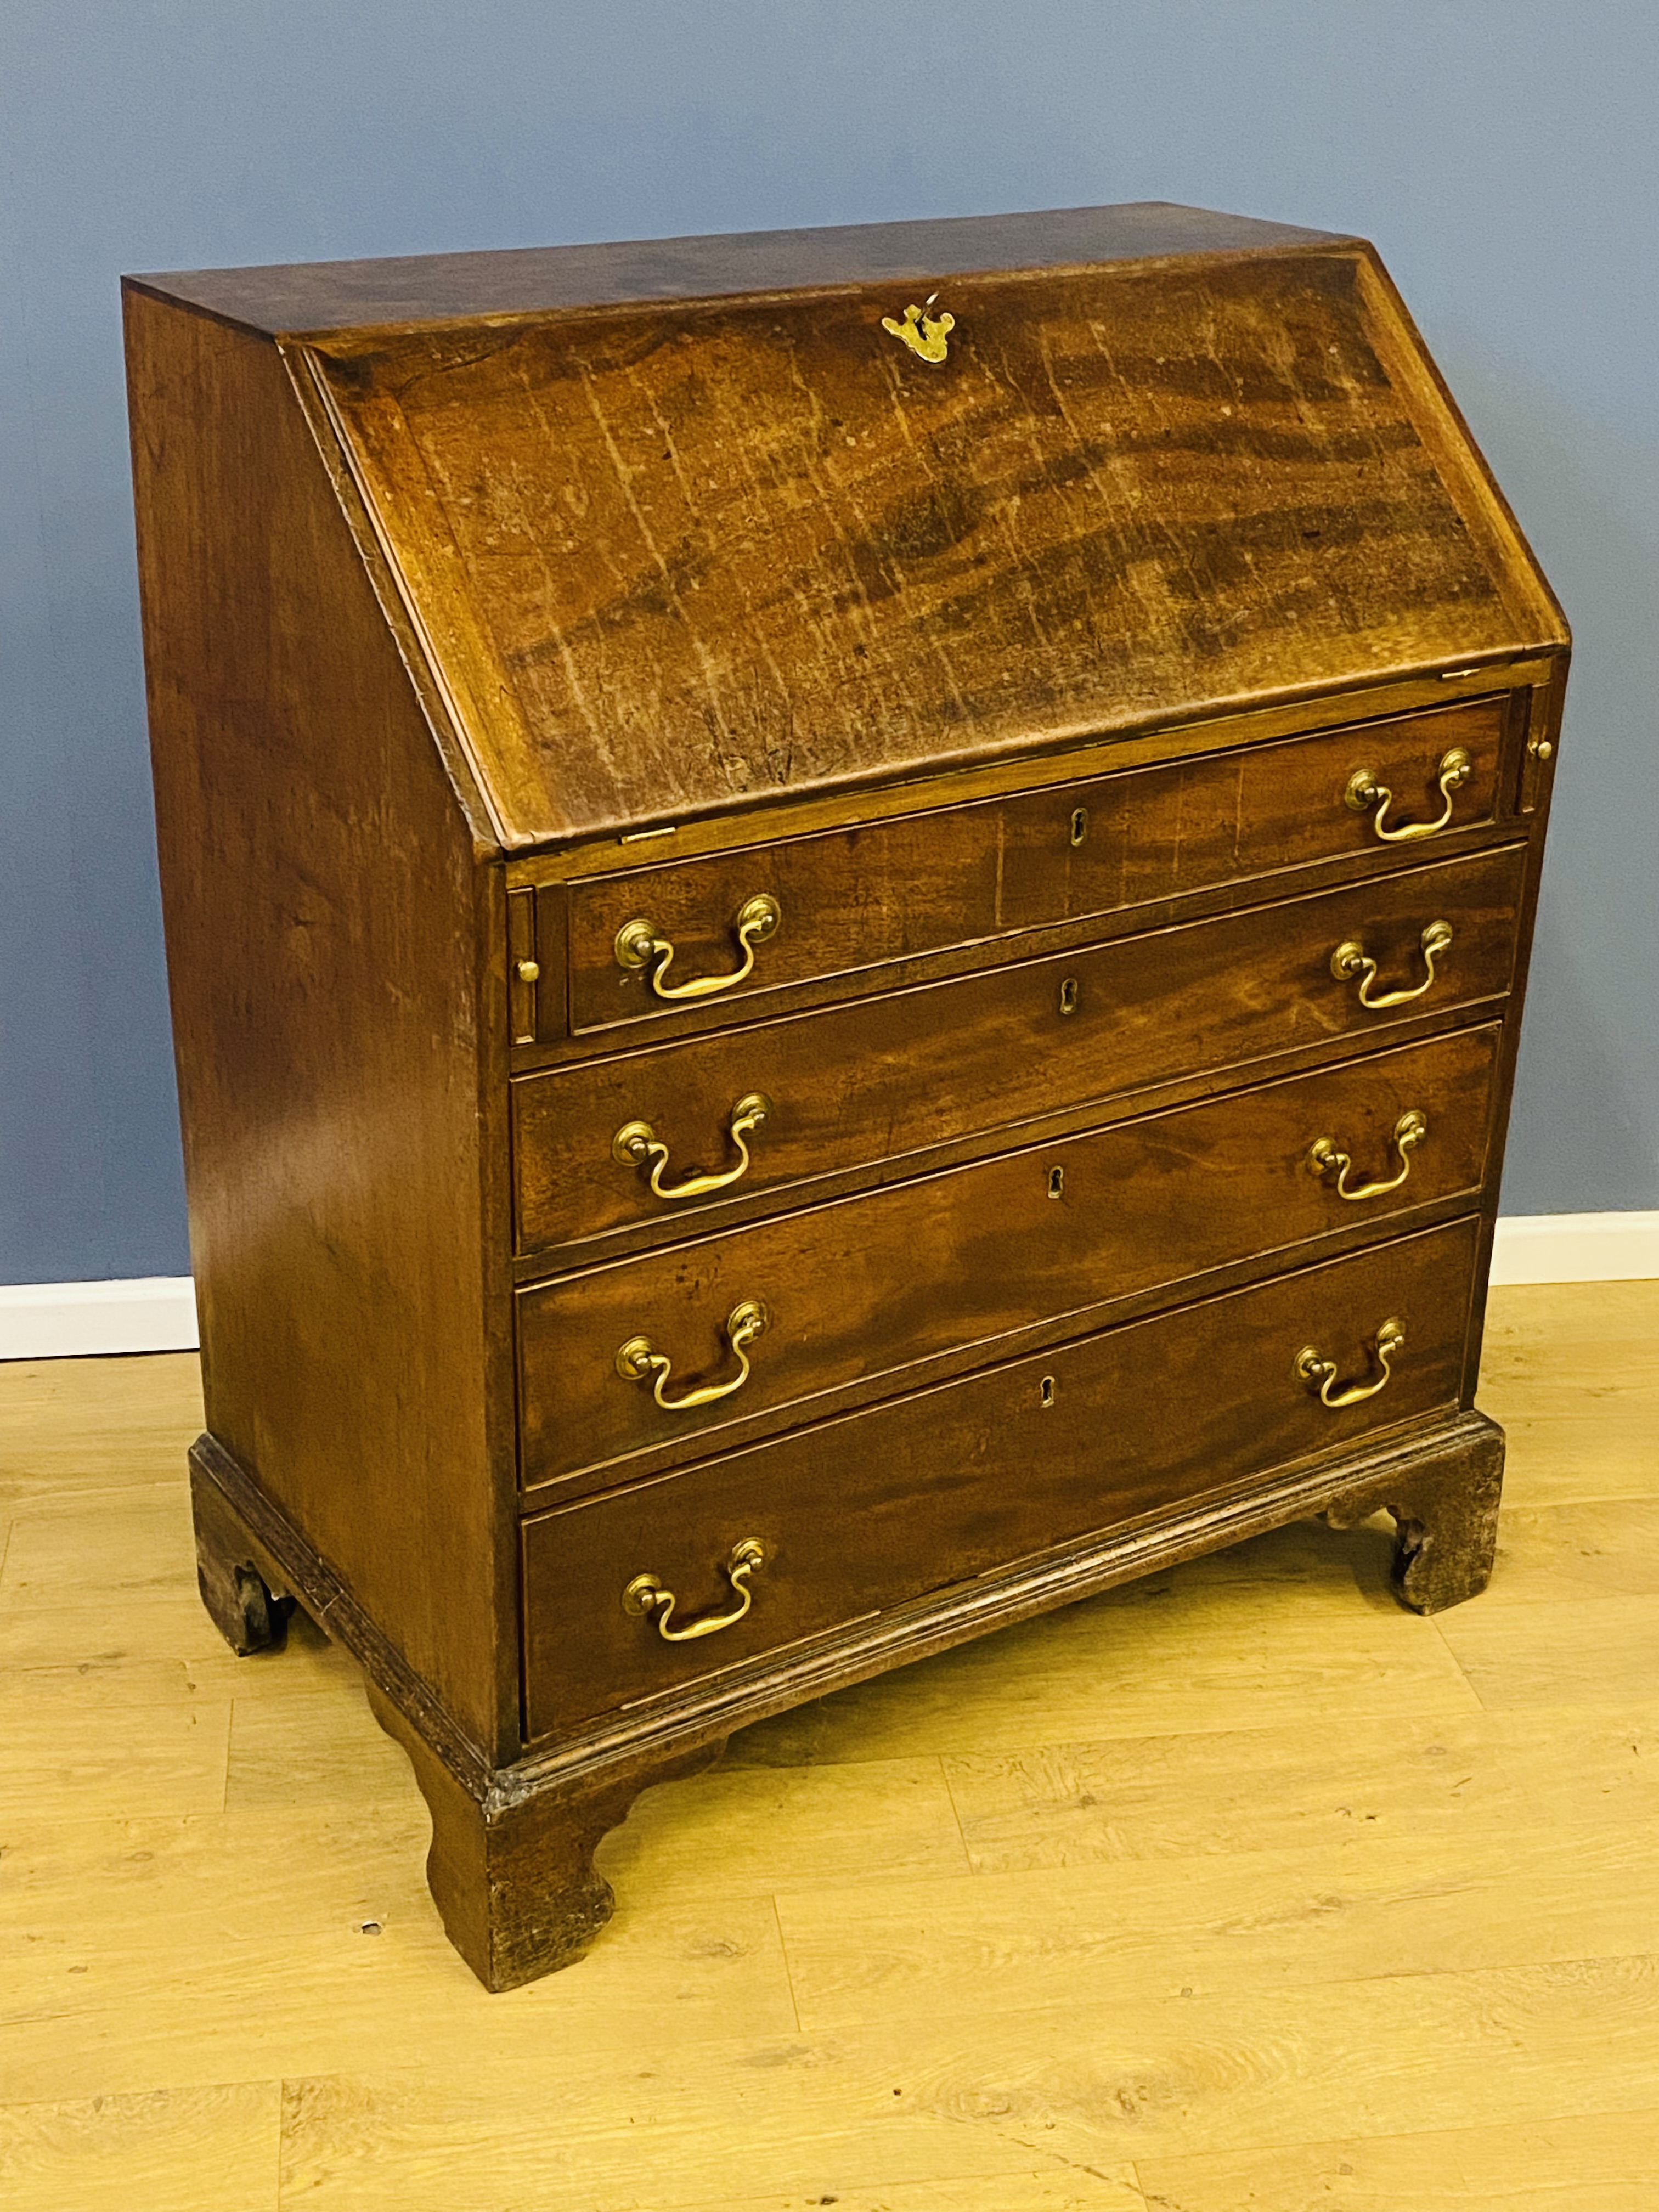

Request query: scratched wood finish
[
  {"left": 311, "top": 249, "right": 1562, "bottom": 844},
  {"left": 521, "top": 1220, "right": 1479, "bottom": 1734},
  {"left": 515, "top": 843, "right": 1523, "bottom": 1257},
  {"left": 561, "top": 694, "right": 1508, "bottom": 1037},
  {"left": 517, "top": 1027, "right": 1498, "bottom": 1491}
]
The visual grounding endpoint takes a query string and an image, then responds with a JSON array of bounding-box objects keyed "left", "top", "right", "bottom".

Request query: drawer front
[
  {"left": 563, "top": 695, "right": 1508, "bottom": 1036},
  {"left": 516, "top": 841, "right": 1524, "bottom": 1257},
  {"left": 522, "top": 1218, "right": 1479, "bottom": 1734},
  {"left": 517, "top": 1028, "right": 1498, "bottom": 1489}
]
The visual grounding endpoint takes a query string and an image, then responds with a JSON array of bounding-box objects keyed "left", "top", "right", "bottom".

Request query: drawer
[
  {"left": 522, "top": 1218, "right": 1479, "bottom": 1734},
  {"left": 515, "top": 840, "right": 1525, "bottom": 1258},
  {"left": 560, "top": 695, "right": 1509, "bottom": 1036},
  {"left": 517, "top": 1027, "right": 1498, "bottom": 1491}
]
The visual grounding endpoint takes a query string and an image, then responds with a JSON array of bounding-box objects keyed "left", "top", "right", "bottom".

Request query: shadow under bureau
[{"left": 123, "top": 201, "right": 1568, "bottom": 1989}]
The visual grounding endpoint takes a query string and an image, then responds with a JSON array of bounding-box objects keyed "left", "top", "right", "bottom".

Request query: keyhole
[
  {"left": 1040, "top": 1376, "right": 1056, "bottom": 1408},
  {"left": 1048, "top": 1166, "right": 1065, "bottom": 1199},
  {"left": 1070, "top": 806, "right": 1089, "bottom": 847},
  {"left": 1059, "top": 977, "right": 1079, "bottom": 1016}
]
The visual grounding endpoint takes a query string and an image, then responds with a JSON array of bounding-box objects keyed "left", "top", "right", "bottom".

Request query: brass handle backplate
[
  {"left": 615, "top": 1299, "right": 769, "bottom": 1413},
  {"left": 613, "top": 1093, "right": 772, "bottom": 1201},
  {"left": 623, "top": 1538, "right": 766, "bottom": 1643},
  {"left": 614, "top": 894, "right": 781, "bottom": 1002},
  {"left": 1331, "top": 921, "right": 1453, "bottom": 1010},
  {"left": 1296, "top": 1317, "right": 1406, "bottom": 1409},
  {"left": 1307, "top": 1109, "right": 1429, "bottom": 1202},
  {"left": 1345, "top": 746, "right": 1474, "bottom": 843}
]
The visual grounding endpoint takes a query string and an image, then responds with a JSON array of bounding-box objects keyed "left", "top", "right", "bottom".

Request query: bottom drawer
[{"left": 522, "top": 1218, "right": 1479, "bottom": 1737}]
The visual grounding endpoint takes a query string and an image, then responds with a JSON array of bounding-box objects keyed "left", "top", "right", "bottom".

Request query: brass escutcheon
[
  {"left": 1345, "top": 746, "right": 1474, "bottom": 843},
  {"left": 881, "top": 294, "right": 955, "bottom": 364},
  {"left": 614, "top": 894, "right": 781, "bottom": 1001},
  {"left": 623, "top": 1538, "right": 767, "bottom": 1643}
]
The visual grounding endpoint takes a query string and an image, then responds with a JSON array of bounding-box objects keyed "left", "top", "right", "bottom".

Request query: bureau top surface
[
  {"left": 127, "top": 204, "right": 1567, "bottom": 851},
  {"left": 127, "top": 204, "right": 1346, "bottom": 335}
]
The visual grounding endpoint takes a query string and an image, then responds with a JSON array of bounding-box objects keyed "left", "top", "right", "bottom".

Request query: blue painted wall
[{"left": 3, "top": 2, "right": 1654, "bottom": 1282}]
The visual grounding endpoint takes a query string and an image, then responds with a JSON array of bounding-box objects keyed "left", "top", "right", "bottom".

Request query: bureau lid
[{"left": 140, "top": 206, "right": 1568, "bottom": 849}]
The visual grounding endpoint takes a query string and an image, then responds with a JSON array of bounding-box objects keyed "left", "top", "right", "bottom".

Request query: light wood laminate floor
[{"left": 1, "top": 1281, "right": 1655, "bottom": 2210}]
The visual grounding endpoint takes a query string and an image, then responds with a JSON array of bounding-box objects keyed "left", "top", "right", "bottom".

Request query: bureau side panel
[{"left": 124, "top": 292, "right": 507, "bottom": 1757}]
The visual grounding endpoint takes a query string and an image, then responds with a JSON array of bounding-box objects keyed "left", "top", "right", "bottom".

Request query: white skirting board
[
  {"left": 0, "top": 1277, "right": 201, "bottom": 1361},
  {"left": 1487, "top": 1210, "right": 1659, "bottom": 1289},
  {"left": 2, "top": 1212, "right": 1655, "bottom": 1360}
]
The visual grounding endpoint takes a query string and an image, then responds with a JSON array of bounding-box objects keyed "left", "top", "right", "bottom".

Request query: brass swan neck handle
[
  {"left": 1307, "top": 1109, "right": 1429, "bottom": 1202},
  {"left": 623, "top": 1539, "right": 767, "bottom": 1643},
  {"left": 1346, "top": 746, "right": 1474, "bottom": 842},
  {"left": 1331, "top": 921, "right": 1453, "bottom": 1011},
  {"left": 615, "top": 1299, "right": 769, "bottom": 1414},
  {"left": 614, "top": 895, "right": 781, "bottom": 1002},
  {"left": 613, "top": 1093, "right": 772, "bottom": 1202},
  {"left": 1296, "top": 1317, "right": 1406, "bottom": 1409}
]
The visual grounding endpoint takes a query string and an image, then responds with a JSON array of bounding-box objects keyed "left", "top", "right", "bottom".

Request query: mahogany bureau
[{"left": 123, "top": 202, "right": 1568, "bottom": 1990}]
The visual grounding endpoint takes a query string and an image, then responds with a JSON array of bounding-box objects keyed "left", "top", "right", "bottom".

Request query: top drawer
[{"left": 558, "top": 694, "right": 1509, "bottom": 1036}]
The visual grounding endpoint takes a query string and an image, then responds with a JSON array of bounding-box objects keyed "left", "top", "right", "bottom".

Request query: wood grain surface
[
  {"left": 307, "top": 244, "right": 1562, "bottom": 843},
  {"left": 3, "top": 1288, "right": 1653, "bottom": 2204},
  {"left": 123, "top": 296, "right": 513, "bottom": 1758},
  {"left": 560, "top": 693, "right": 1509, "bottom": 1036},
  {"left": 516, "top": 842, "right": 1524, "bottom": 1257},
  {"left": 125, "top": 200, "right": 1346, "bottom": 335},
  {"left": 520, "top": 1219, "right": 1479, "bottom": 1731},
  {"left": 516, "top": 1028, "right": 1498, "bottom": 1488}
]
